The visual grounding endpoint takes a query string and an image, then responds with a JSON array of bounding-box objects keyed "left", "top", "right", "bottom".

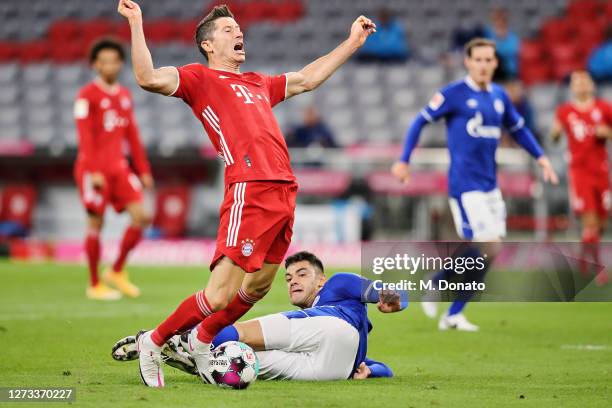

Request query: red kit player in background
[
  {"left": 74, "top": 39, "right": 154, "bottom": 301},
  {"left": 118, "top": 0, "right": 376, "bottom": 387},
  {"left": 551, "top": 71, "right": 612, "bottom": 285}
]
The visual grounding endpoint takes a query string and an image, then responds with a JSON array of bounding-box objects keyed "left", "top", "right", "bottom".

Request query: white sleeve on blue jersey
[{"left": 499, "top": 89, "right": 526, "bottom": 132}]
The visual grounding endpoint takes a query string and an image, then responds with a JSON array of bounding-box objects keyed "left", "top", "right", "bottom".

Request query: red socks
[
  {"left": 196, "top": 288, "right": 260, "bottom": 344},
  {"left": 112, "top": 225, "right": 142, "bottom": 273},
  {"left": 151, "top": 290, "right": 213, "bottom": 347},
  {"left": 581, "top": 228, "right": 601, "bottom": 272},
  {"left": 85, "top": 230, "right": 100, "bottom": 286}
]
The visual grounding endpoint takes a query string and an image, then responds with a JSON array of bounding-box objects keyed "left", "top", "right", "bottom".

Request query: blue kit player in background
[
  {"left": 112, "top": 251, "right": 405, "bottom": 380},
  {"left": 391, "top": 38, "right": 558, "bottom": 331}
]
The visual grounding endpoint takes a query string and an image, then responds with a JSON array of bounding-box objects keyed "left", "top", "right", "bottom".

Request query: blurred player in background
[
  {"left": 550, "top": 71, "right": 611, "bottom": 285},
  {"left": 391, "top": 38, "right": 558, "bottom": 331},
  {"left": 74, "top": 38, "right": 153, "bottom": 301},
  {"left": 117, "top": 0, "right": 376, "bottom": 387}
]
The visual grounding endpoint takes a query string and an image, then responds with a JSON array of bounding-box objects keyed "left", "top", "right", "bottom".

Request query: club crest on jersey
[
  {"left": 428, "top": 92, "right": 444, "bottom": 111},
  {"left": 466, "top": 112, "right": 501, "bottom": 139},
  {"left": 120, "top": 96, "right": 131, "bottom": 110},
  {"left": 494, "top": 99, "right": 505, "bottom": 114},
  {"left": 592, "top": 109, "right": 602, "bottom": 122},
  {"left": 241, "top": 239, "right": 255, "bottom": 257},
  {"left": 466, "top": 98, "right": 478, "bottom": 108}
]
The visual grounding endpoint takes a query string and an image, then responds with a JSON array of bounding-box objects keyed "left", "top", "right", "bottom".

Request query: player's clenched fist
[
  {"left": 391, "top": 161, "right": 411, "bottom": 184},
  {"left": 349, "top": 15, "right": 376, "bottom": 47},
  {"left": 118, "top": 0, "right": 142, "bottom": 22}
]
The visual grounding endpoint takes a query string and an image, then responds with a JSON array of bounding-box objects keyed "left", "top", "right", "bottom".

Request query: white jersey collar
[{"left": 465, "top": 76, "right": 492, "bottom": 93}]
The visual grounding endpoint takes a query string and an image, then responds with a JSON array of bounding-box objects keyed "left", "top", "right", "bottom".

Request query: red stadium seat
[
  {"left": 50, "top": 40, "right": 86, "bottom": 63},
  {"left": 566, "top": 0, "right": 602, "bottom": 22},
  {"left": 18, "top": 41, "right": 51, "bottom": 63},
  {"left": 552, "top": 60, "right": 585, "bottom": 81},
  {"left": 520, "top": 64, "right": 552, "bottom": 86},
  {"left": 144, "top": 20, "right": 180, "bottom": 44},
  {"left": 519, "top": 40, "right": 544, "bottom": 63},
  {"left": 177, "top": 19, "right": 199, "bottom": 44},
  {"left": 550, "top": 42, "right": 583, "bottom": 64},
  {"left": 152, "top": 185, "right": 191, "bottom": 238},
  {"left": 48, "top": 20, "right": 82, "bottom": 43},
  {"left": 541, "top": 18, "right": 575, "bottom": 44},
  {"left": 0, "top": 41, "right": 18, "bottom": 61},
  {"left": 0, "top": 185, "right": 37, "bottom": 231},
  {"left": 81, "top": 19, "right": 117, "bottom": 48}
]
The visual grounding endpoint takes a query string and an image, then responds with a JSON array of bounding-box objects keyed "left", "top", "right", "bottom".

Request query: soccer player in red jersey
[
  {"left": 550, "top": 71, "right": 612, "bottom": 285},
  {"left": 118, "top": 0, "right": 376, "bottom": 387},
  {"left": 74, "top": 39, "right": 154, "bottom": 300}
]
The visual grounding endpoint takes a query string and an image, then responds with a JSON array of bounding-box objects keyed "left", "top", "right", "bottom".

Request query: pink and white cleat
[{"left": 136, "top": 330, "right": 165, "bottom": 387}]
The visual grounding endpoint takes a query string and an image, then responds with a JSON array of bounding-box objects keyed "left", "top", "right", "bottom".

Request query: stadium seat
[
  {"left": 81, "top": 19, "right": 117, "bottom": 47},
  {"left": 0, "top": 42, "right": 18, "bottom": 61},
  {"left": 48, "top": 20, "right": 82, "bottom": 43},
  {"left": 144, "top": 20, "right": 180, "bottom": 44},
  {"left": 540, "top": 18, "right": 574, "bottom": 44},
  {"left": 566, "top": 0, "right": 602, "bottom": 22},
  {"left": 18, "top": 41, "right": 51, "bottom": 63},
  {"left": 520, "top": 64, "right": 552, "bottom": 86}
]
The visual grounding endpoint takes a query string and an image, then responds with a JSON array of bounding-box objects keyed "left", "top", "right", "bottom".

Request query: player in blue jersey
[
  {"left": 391, "top": 38, "right": 558, "bottom": 331},
  {"left": 112, "top": 251, "right": 404, "bottom": 380}
]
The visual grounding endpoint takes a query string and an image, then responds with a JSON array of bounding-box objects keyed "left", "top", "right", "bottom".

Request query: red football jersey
[
  {"left": 170, "top": 64, "right": 295, "bottom": 185},
  {"left": 74, "top": 81, "right": 150, "bottom": 175},
  {"left": 556, "top": 99, "right": 611, "bottom": 175}
]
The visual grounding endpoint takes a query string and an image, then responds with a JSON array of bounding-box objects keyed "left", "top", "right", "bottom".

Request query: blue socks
[{"left": 211, "top": 325, "right": 239, "bottom": 349}]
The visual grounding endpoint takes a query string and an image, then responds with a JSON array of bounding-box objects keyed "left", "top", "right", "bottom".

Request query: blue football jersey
[
  {"left": 420, "top": 76, "right": 532, "bottom": 198},
  {"left": 282, "top": 273, "right": 375, "bottom": 376}
]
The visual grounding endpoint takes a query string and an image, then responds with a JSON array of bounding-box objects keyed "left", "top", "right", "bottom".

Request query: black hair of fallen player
[
  {"left": 89, "top": 38, "right": 125, "bottom": 63},
  {"left": 195, "top": 5, "right": 235, "bottom": 61},
  {"left": 285, "top": 251, "right": 325, "bottom": 275}
]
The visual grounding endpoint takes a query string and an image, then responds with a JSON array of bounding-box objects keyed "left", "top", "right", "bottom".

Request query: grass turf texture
[{"left": 1, "top": 261, "right": 611, "bottom": 408}]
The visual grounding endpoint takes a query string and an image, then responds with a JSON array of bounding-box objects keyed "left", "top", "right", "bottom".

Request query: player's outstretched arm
[
  {"left": 284, "top": 16, "right": 376, "bottom": 98},
  {"left": 391, "top": 114, "right": 429, "bottom": 184},
  {"left": 117, "top": 0, "right": 178, "bottom": 95},
  {"left": 549, "top": 119, "right": 564, "bottom": 143}
]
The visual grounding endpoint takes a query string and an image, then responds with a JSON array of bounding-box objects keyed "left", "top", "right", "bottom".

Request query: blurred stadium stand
[{"left": 0, "top": 0, "right": 610, "bottom": 244}]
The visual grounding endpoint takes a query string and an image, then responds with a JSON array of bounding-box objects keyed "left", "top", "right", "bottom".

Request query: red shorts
[
  {"left": 569, "top": 170, "right": 611, "bottom": 218},
  {"left": 211, "top": 181, "right": 298, "bottom": 273},
  {"left": 74, "top": 165, "right": 143, "bottom": 216}
]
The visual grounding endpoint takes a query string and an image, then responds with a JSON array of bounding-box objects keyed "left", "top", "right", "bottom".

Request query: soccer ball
[{"left": 208, "top": 341, "right": 259, "bottom": 389}]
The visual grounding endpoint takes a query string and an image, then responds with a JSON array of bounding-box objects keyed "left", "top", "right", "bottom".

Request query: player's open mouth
[{"left": 234, "top": 42, "right": 244, "bottom": 54}]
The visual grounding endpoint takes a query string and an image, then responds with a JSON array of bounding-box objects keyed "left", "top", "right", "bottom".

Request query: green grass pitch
[{"left": 1, "top": 261, "right": 611, "bottom": 407}]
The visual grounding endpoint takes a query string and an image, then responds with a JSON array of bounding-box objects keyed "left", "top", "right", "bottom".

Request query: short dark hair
[
  {"left": 89, "top": 38, "right": 125, "bottom": 63},
  {"left": 195, "top": 5, "right": 235, "bottom": 60},
  {"left": 464, "top": 38, "right": 496, "bottom": 57},
  {"left": 285, "top": 251, "right": 325, "bottom": 275}
]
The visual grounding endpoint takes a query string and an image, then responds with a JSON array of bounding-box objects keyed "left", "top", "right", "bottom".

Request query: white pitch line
[{"left": 560, "top": 344, "right": 610, "bottom": 351}]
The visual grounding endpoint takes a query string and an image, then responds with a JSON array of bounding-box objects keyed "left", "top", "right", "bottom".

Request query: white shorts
[
  {"left": 449, "top": 188, "right": 506, "bottom": 241},
  {"left": 255, "top": 313, "right": 359, "bottom": 381}
]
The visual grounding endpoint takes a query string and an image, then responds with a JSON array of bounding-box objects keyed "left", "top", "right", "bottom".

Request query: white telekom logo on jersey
[
  {"left": 103, "top": 110, "right": 128, "bottom": 132},
  {"left": 231, "top": 83, "right": 270, "bottom": 104},
  {"left": 466, "top": 112, "right": 501, "bottom": 139}
]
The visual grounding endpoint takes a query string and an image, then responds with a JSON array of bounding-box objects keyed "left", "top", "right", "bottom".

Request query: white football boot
[
  {"left": 186, "top": 327, "right": 216, "bottom": 384},
  {"left": 421, "top": 302, "right": 438, "bottom": 319},
  {"left": 136, "top": 330, "right": 165, "bottom": 387},
  {"left": 438, "top": 312, "right": 479, "bottom": 332}
]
